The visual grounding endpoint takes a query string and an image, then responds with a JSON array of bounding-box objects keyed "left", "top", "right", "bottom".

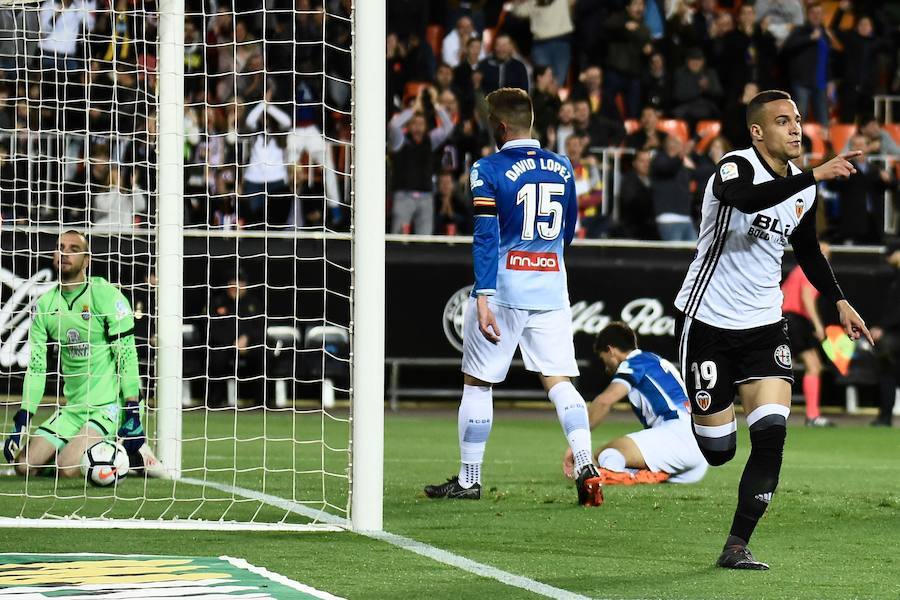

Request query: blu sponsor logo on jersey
[
  {"left": 747, "top": 213, "right": 794, "bottom": 246},
  {"left": 506, "top": 250, "right": 559, "bottom": 272}
]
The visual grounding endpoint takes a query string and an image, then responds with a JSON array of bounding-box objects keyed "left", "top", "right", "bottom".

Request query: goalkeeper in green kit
[{"left": 3, "top": 230, "right": 166, "bottom": 478}]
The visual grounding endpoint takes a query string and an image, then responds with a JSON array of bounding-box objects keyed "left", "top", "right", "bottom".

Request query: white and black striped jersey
[{"left": 675, "top": 146, "right": 841, "bottom": 330}]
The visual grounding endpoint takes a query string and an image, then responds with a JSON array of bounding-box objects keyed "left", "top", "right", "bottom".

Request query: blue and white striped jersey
[
  {"left": 611, "top": 350, "right": 691, "bottom": 429},
  {"left": 469, "top": 138, "right": 578, "bottom": 310}
]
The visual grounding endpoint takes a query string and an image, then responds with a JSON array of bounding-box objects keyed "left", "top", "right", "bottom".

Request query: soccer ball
[{"left": 80, "top": 440, "right": 130, "bottom": 487}]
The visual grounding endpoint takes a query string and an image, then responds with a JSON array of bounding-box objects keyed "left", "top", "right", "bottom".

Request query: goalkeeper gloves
[
  {"left": 3, "top": 409, "right": 30, "bottom": 463},
  {"left": 117, "top": 401, "right": 145, "bottom": 455}
]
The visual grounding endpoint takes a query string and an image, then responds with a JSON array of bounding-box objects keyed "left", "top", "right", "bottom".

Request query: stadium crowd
[
  {"left": 0, "top": 0, "right": 352, "bottom": 231},
  {"left": 386, "top": 0, "right": 900, "bottom": 244}
]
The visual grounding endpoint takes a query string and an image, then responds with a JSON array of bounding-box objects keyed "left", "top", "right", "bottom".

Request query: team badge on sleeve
[
  {"left": 719, "top": 162, "right": 739, "bottom": 182},
  {"left": 115, "top": 299, "right": 130, "bottom": 321},
  {"left": 470, "top": 168, "right": 483, "bottom": 190}
]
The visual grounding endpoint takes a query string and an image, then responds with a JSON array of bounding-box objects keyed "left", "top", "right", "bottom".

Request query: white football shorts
[
  {"left": 461, "top": 297, "right": 579, "bottom": 383},
  {"left": 626, "top": 417, "right": 709, "bottom": 483}
]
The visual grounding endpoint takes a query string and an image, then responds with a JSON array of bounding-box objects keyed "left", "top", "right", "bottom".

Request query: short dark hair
[
  {"left": 534, "top": 64, "right": 552, "bottom": 79},
  {"left": 857, "top": 114, "right": 879, "bottom": 127},
  {"left": 486, "top": 87, "right": 533, "bottom": 132},
  {"left": 746, "top": 89, "right": 792, "bottom": 129},
  {"left": 593, "top": 321, "right": 637, "bottom": 355},
  {"left": 60, "top": 229, "right": 89, "bottom": 251}
]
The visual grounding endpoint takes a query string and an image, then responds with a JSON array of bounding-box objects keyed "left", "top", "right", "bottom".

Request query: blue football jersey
[
  {"left": 611, "top": 350, "right": 691, "bottom": 429},
  {"left": 469, "top": 139, "right": 578, "bottom": 310}
]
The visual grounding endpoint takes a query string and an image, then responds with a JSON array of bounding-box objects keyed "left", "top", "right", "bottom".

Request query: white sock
[
  {"left": 458, "top": 384, "right": 492, "bottom": 488},
  {"left": 597, "top": 448, "right": 627, "bottom": 472},
  {"left": 548, "top": 381, "right": 593, "bottom": 474}
]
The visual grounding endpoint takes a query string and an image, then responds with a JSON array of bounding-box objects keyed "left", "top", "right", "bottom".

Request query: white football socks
[
  {"left": 597, "top": 447, "right": 627, "bottom": 472},
  {"left": 548, "top": 381, "right": 594, "bottom": 474},
  {"left": 458, "top": 384, "right": 493, "bottom": 488}
]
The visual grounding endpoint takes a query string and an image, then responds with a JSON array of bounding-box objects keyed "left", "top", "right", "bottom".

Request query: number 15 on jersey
[{"left": 517, "top": 182, "right": 565, "bottom": 241}]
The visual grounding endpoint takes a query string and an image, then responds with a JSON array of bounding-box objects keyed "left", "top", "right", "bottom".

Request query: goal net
[{"left": 0, "top": 0, "right": 370, "bottom": 531}]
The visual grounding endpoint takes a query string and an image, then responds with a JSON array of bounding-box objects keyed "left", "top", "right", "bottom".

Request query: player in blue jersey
[
  {"left": 424, "top": 88, "right": 603, "bottom": 506},
  {"left": 562, "top": 322, "right": 708, "bottom": 486}
]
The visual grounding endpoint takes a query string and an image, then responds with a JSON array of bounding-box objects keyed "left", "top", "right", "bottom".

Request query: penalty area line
[{"left": 181, "top": 477, "right": 595, "bottom": 600}]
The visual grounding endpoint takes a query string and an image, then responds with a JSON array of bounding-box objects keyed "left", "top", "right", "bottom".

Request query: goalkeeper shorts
[{"left": 35, "top": 402, "right": 120, "bottom": 451}]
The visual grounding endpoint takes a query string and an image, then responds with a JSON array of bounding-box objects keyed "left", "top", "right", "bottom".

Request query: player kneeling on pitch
[
  {"left": 2, "top": 230, "right": 166, "bottom": 479},
  {"left": 562, "top": 322, "right": 707, "bottom": 486}
]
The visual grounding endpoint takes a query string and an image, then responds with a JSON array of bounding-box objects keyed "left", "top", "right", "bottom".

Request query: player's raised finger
[{"left": 839, "top": 150, "right": 863, "bottom": 161}]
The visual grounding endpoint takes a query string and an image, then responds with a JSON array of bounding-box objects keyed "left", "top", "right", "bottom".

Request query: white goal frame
[{"left": 0, "top": 0, "right": 385, "bottom": 534}]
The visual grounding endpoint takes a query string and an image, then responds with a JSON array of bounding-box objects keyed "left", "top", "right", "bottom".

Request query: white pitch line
[{"left": 181, "top": 477, "right": 593, "bottom": 600}]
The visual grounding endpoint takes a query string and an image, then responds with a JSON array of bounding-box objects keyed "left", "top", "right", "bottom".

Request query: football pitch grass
[{"left": 0, "top": 409, "right": 898, "bottom": 599}]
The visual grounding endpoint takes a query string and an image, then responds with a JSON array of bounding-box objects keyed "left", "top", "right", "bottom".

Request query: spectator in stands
[
  {"left": 624, "top": 106, "right": 668, "bottom": 151},
  {"left": 650, "top": 135, "right": 696, "bottom": 242},
  {"left": 572, "top": 98, "right": 625, "bottom": 150},
  {"left": 663, "top": 0, "right": 703, "bottom": 72},
  {"left": 842, "top": 116, "right": 900, "bottom": 156},
  {"left": 91, "top": 165, "right": 147, "bottom": 228},
  {"left": 570, "top": 65, "right": 618, "bottom": 121},
  {"left": 671, "top": 47, "right": 723, "bottom": 129},
  {"left": 511, "top": 0, "right": 573, "bottom": 88},
  {"left": 641, "top": 52, "right": 670, "bottom": 112},
  {"left": 434, "top": 172, "right": 470, "bottom": 236},
  {"left": 452, "top": 37, "right": 482, "bottom": 116},
  {"left": 722, "top": 81, "right": 757, "bottom": 149},
  {"left": 207, "top": 268, "right": 265, "bottom": 407},
  {"left": 691, "top": 0, "right": 720, "bottom": 55},
  {"left": 870, "top": 240, "right": 900, "bottom": 427},
  {"left": 434, "top": 63, "right": 455, "bottom": 95},
  {"left": 602, "top": 0, "right": 652, "bottom": 119},
  {"left": 242, "top": 91, "right": 294, "bottom": 227},
  {"left": 548, "top": 99, "right": 575, "bottom": 155},
  {"left": 442, "top": 15, "right": 482, "bottom": 68},
  {"left": 388, "top": 86, "right": 453, "bottom": 234},
  {"left": 831, "top": 5, "right": 889, "bottom": 123},
  {"left": 753, "top": 0, "right": 805, "bottom": 46},
  {"left": 38, "top": 0, "right": 95, "bottom": 72},
  {"left": 288, "top": 162, "right": 325, "bottom": 229},
  {"left": 829, "top": 133, "right": 896, "bottom": 245},
  {"left": 619, "top": 149, "right": 657, "bottom": 240},
  {"left": 531, "top": 65, "right": 560, "bottom": 149},
  {"left": 478, "top": 34, "right": 529, "bottom": 94},
  {"left": 691, "top": 135, "right": 731, "bottom": 186},
  {"left": 716, "top": 3, "right": 778, "bottom": 97},
  {"left": 782, "top": 2, "right": 832, "bottom": 125},
  {"left": 565, "top": 133, "right": 605, "bottom": 238}
]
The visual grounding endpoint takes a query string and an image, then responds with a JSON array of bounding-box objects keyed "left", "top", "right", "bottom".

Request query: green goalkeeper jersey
[{"left": 22, "top": 276, "right": 141, "bottom": 414}]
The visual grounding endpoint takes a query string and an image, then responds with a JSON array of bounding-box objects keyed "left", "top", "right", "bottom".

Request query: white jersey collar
[
  {"left": 500, "top": 138, "right": 541, "bottom": 151},
  {"left": 626, "top": 349, "right": 643, "bottom": 359}
]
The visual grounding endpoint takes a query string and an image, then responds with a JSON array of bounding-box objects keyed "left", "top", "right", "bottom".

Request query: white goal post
[{"left": 0, "top": 0, "right": 384, "bottom": 533}]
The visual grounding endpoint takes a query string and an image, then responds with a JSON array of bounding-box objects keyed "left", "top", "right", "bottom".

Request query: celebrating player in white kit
[
  {"left": 424, "top": 88, "right": 603, "bottom": 506},
  {"left": 674, "top": 90, "right": 872, "bottom": 570}
]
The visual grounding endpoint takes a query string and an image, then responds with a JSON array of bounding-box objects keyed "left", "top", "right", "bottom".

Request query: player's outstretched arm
[
  {"left": 714, "top": 154, "right": 855, "bottom": 214},
  {"left": 4, "top": 305, "right": 49, "bottom": 462},
  {"left": 789, "top": 206, "right": 873, "bottom": 344}
]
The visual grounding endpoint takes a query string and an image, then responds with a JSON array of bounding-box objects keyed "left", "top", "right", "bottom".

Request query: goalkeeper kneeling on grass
[{"left": 3, "top": 230, "right": 165, "bottom": 479}]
